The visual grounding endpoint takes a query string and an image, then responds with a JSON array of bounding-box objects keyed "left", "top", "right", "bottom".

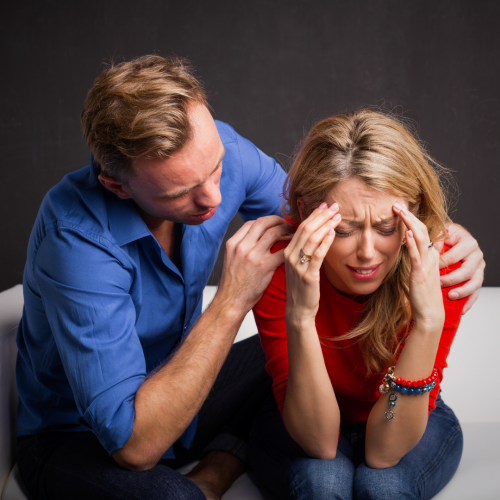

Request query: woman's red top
[{"left": 253, "top": 239, "right": 467, "bottom": 423}]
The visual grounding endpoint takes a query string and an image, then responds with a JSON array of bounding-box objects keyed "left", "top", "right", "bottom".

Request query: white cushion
[
  {"left": 2, "top": 285, "right": 500, "bottom": 500},
  {"left": 0, "top": 285, "right": 23, "bottom": 495},
  {"left": 1, "top": 465, "right": 33, "bottom": 500}
]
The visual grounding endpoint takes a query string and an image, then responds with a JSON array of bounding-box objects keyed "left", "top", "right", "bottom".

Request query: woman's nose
[{"left": 357, "top": 231, "right": 376, "bottom": 262}]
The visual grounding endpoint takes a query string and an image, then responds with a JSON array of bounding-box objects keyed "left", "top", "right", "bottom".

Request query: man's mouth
[{"left": 191, "top": 207, "right": 217, "bottom": 221}]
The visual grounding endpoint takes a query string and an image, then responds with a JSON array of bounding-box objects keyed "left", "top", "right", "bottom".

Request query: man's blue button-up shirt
[{"left": 16, "top": 121, "right": 286, "bottom": 458}]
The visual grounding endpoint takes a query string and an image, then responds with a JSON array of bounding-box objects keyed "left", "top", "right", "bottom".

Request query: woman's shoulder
[
  {"left": 271, "top": 239, "right": 292, "bottom": 254},
  {"left": 270, "top": 217, "right": 298, "bottom": 254}
]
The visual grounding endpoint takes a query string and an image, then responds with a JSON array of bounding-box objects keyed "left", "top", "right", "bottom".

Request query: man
[{"left": 16, "top": 55, "right": 485, "bottom": 500}]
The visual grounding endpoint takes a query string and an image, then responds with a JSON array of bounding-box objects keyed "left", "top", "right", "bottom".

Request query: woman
[{"left": 248, "top": 109, "right": 466, "bottom": 500}]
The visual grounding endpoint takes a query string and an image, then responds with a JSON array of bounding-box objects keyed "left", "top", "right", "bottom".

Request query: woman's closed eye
[{"left": 335, "top": 226, "right": 398, "bottom": 237}]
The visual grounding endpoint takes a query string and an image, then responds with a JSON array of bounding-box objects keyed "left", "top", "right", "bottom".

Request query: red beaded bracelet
[
  {"left": 379, "top": 366, "right": 439, "bottom": 420},
  {"left": 395, "top": 367, "right": 438, "bottom": 389}
]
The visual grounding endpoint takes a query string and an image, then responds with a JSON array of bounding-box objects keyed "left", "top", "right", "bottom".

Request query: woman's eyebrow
[
  {"left": 339, "top": 216, "right": 398, "bottom": 228},
  {"left": 373, "top": 216, "right": 398, "bottom": 226}
]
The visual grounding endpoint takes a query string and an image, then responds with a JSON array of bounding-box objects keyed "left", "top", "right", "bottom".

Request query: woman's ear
[{"left": 297, "top": 197, "right": 306, "bottom": 222}]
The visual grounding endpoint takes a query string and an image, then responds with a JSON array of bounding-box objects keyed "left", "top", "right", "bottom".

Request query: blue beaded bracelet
[{"left": 379, "top": 366, "right": 438, "bottom": 421}]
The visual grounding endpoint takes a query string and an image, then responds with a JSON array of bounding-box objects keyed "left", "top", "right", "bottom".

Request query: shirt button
[{"left": 184, "top": 326, "right": 187, "bottom": 330}]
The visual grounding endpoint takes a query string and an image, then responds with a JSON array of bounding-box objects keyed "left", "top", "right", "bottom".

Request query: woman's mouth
[{"left": 346, "top": 264, "right": 382, "bottom": 280}]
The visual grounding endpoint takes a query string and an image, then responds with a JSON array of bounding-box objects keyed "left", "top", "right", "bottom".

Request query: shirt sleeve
[
  {"left": 32, "top": 223, "right": 146, "bottom": 455},
  {"left": 252, "top": 242, "right": 290, "bottom": 416},
  {"left": 428, "top": 255, "right": 467, "bottom": 414},
  {"left": 234, "top": 130, "right": 286, "bottom": 221}
]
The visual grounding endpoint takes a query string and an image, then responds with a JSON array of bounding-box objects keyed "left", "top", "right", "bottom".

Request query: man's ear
[
  {"left": 98, "top": 173, "right": 133, "bottom": 200},
  {"left": 297, "top": 197, "right": 306, "bottom": 222}
]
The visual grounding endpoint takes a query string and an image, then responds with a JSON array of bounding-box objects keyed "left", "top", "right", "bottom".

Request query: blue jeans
[
  {"left": 248, "top": 393, "right": 463, "bottom": 500},
  {"left": 17, "top": 335, "right": 272, "bottom": 500}
]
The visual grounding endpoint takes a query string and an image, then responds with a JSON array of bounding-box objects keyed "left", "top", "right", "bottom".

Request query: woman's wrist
[
  {"left": 285, "top": 307, "right": 317, "bottom": 332},
  {"left": 412, "top": 316, "right": 444, "bottom": 336}
]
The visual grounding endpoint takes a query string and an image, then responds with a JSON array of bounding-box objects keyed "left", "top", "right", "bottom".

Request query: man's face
[{"left": 114, "top": 102, "right": 225, "bottom": 226}]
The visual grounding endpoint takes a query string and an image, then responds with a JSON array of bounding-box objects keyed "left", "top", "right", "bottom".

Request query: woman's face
[{"left": 321, "top": 177, "right": 407, "bottom": 296}]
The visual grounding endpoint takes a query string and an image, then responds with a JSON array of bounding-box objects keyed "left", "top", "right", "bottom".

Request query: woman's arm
[
  {"left": 365, "top": 204, "right": 465, "bottom": 469},
  {"left": 280, "top": 203, "right": 343, "bottom": 459}
]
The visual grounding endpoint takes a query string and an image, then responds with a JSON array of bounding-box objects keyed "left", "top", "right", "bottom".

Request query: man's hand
[
  {"left": 439, "top": 223, "right": 485, "bottom": 314},
  {"left": 217, "top": 215, "right": 292, "bottom": 316}
]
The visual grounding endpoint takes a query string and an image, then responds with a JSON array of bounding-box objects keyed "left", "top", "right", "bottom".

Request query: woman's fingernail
[
  {"left": 333, "top": 213, "right": 341, "bottom": 220},
  {"left": 402, "top": 203, "right": 408, "bottom": 210},
  {"left": 393, "top": 203, "right": 402, "bottom": 210},
  {"left": 329, "top": 203, "right": 339, "bottom": 212},
  {"left": 328, "top": 228, "right": 334, "bottom": 236},
  {"left": 407, "top": 230, "right": 413, "bottom": 238},
  {"left": 318, "top": 202, "right": 327, "bottom": 211},
  {"left": 449, "top": 291, "right": 459, "bottom": 299}
]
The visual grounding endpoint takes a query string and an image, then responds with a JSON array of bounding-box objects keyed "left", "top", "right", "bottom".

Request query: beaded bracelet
[{"left": 379, "top": 366, "right": 438, "bottom": 420}]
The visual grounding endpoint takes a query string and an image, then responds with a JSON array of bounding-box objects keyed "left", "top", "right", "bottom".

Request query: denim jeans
[
  {"left": 16, "top": 335, "right": 271, "bottom": 500},
  {"left": 248, "top": 393, "right": 463, "bottom": 500}
]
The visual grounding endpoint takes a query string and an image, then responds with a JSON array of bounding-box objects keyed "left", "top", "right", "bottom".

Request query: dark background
[{"left": 1, "top": 0, "right": 499, "bottom": 292}]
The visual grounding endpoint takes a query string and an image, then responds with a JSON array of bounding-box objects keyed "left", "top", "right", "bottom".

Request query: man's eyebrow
[{"left": 165, "top": 147, "right": 225, "bottom": 199}]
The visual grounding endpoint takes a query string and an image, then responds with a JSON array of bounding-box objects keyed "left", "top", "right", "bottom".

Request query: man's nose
[{"left": 195, "top": 178, "right": 222, "bottom": 208}]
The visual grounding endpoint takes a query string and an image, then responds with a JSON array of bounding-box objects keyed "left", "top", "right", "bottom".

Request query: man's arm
[
  {"left": 439, "top": 223, "right": 485, "bottom": 314},
  {"left": 113, "top": 216, "right": 290, "bottom": 470}
]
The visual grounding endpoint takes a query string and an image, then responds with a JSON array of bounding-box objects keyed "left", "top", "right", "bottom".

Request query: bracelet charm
[{"left": 380, "top": 366, "right": 438, "bottom": 421}]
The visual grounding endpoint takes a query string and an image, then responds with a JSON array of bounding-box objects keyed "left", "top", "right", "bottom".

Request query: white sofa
[{"left": 1, "top": 285, "right": 499, "bottom": 500}]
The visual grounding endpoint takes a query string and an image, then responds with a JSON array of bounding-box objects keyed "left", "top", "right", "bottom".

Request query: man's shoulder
[
  {"left": 33, "top": 164, "right": 112, "bottom": 248},
  {"left": 215, "top": 120, "right": 239, "bottom": 145}
]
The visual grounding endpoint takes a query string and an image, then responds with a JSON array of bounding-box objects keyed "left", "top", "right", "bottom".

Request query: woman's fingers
[
  {"left": 393, "top": 203, "right": 430, "bottom": 257},
  {"left": 306, "top": 228, "right": 336, "bottom": 275},
  {"left": 287, "top": 202, "right": 340, "bottom": 261},
  {"left": 404, "top": 230, "right": 422, "bottom": 271}
]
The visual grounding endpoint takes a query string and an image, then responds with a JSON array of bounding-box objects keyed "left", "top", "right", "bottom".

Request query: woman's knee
[
  {"left": 354, "top": 464, "right": 412, "bottom": 500},
  {"left": 288, "top": 455, "right": 355, "bottom": 500}
]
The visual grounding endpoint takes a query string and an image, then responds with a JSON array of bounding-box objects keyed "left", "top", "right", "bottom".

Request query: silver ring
[
  {"left": 428, "top": 241, "right": 434, "bottom": 250},
  {"left": 299, "top": 248, "right": 312, "bottom": 263}
]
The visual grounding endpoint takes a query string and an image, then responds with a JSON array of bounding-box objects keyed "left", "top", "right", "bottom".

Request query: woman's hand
[
  {"left": 283, "top": 202, "right": 341, "bottom": 324},
  {"left": 393, "top": 203, "right": 445, "bottom": 331}
]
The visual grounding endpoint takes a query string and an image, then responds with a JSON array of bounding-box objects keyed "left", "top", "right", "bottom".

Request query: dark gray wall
[{"left": 1, "top": 0, "right": 499, "bottom": 291}]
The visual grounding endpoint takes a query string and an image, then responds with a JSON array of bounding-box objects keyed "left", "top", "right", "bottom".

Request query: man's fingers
[
  {"left": 231, "top": 216, "right": 288, "bottom": 252},
  {"left": 226, "top": 220, "right": 256, "bottom": 249},
  {"left": 256, "top": 222, "right": 296, "bottom": 252},
  {"left": 461, "top": 289, "right": 480, "bottom": 315},
  {"left": 440, "top": 256, "right": 485, "bottom": 288},
  {"left": 439, "top": 241, "right": 477, "bottom": 269},
  {"left": 445, "top": 264, "right": 484, "bottom": 299},
  {"left": 440, "top": 224, "right": 479, "bottom": 269}
]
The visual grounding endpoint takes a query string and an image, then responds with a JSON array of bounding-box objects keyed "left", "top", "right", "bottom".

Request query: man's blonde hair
[
  {"left": 282, "top": 109, "right": 451, "bottom": 373},
  {"left": 81, "top": 55, "right": 207, "bottom": 182}
]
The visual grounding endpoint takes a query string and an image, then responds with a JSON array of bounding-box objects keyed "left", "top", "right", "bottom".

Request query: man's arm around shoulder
[{"left": 113, "top": 215, "right": 290, "bottom": 470}]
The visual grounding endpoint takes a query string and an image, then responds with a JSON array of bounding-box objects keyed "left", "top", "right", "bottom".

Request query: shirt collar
[{"left": 89, "top": 154, "right": 152, "bottom": 247}]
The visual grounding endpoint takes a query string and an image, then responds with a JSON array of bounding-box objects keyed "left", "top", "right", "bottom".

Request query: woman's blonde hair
[{"left": 282, "top": 109, "right": 451, "bottom": 373}]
